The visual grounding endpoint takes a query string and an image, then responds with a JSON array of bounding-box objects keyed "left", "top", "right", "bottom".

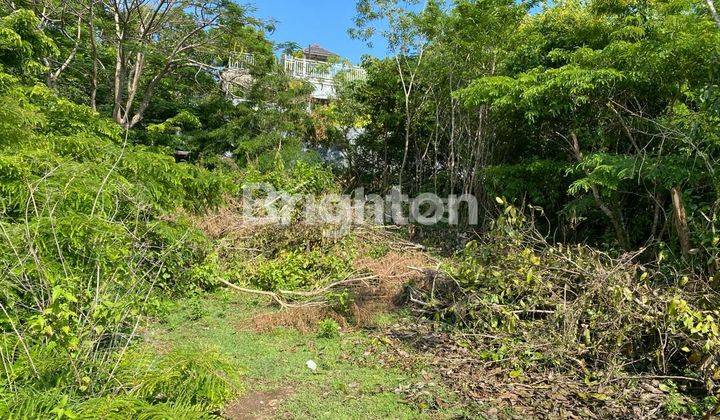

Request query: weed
[
  {"left": 369, "top": 243, "right": 390, "bottom": 259},
  {"left": 121, "top": 346, "right": 242, "bottom": 412},
  {"left": 248, "top": 249, "right": 352, "bottom": 291},
  {"left": 317, "top": 318, "right": 341, "bottom": 339},
  {"left": 186, "top": 296, "right": 208, "bottom": 321},
  {"left": 326, "top": 290, "right": 353, "bottom": 315}
]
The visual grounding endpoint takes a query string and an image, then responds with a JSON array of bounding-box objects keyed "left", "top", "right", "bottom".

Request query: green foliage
[
  {"left": 221, "top": 225, "right": 356, "bottom": 295},
  {"left": 483, "top": 160, "right": 571, "bottom": 217},
  {"left": 248, "top": 249, "right": 352, "bottom": 291},
  {"left": 244, "top": 157, "right": 337, "bottom": 195},
  {"left": 119, "top": 346, "right": 242, "bottom": 412},
  {"left": 188, "top": 253, "right": 223, "bottom": 291},
  {"left": 0, "top": 9, "right": 57, "bottom": 76},
  {"left": 146, "top": 110, "right": 203, "bottom": 149},
  {"left": 326, "top": 290, "right": 354, "bottom": 315},
  {"left": 6, "top": 0, "right": 720, "bottom": 414},
  {"left": 189, "top": 70, "right": 314, "bottom": 166},
  {"left": 0, "top": 346, "right": 241, "bottom": 418},
  {"left": 186, "top": 296, "right": 209, "bottom": 321},
  {"left": 346, "top": 0, "right": 720, "bottom": 262},
  {"left": 449, "top": 0, "right": 720, "bottom": 251},
  {"left": 369, "top": 243, "right": 390, "bottom": 259},
  {"left": 78, "top": 397, "right": 213, "bottom": 419},
  {"left": 317, "top": 318, "right": 341, "bottom": 339},
  {"left": 660, "top": 381, "right": 719, "bottom": 417},
  {"left": 0, "top": 18, "right": 238, "bottom": 417}
]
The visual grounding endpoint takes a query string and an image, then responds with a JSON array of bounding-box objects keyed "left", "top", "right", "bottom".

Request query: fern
[{"left": 118, "top": 346, "right": 242, "bottom": 412}]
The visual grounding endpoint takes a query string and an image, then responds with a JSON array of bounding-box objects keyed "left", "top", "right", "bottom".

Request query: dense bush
[
  {"left": 248, "top": 249, "right": 353, "bottom": 291},
  {"left": 0, "top": 4, "right": 346, "bottom": 417},
  {"left": 0, "top": 14, "right": 238, "bottom": 413},
  {"left": 243, "top": 157, "right": 337, "bottom": 195}
]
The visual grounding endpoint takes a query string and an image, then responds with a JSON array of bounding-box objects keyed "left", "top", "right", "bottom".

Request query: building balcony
[
  {"left": 226, "top": 52, "right": 366, "bottom": 100},
  {"left": 280, "top": 55, "right": 366, "bottom": 84},
  {"left": 227, "top": 52, "right": 255, "bottom": 70}
]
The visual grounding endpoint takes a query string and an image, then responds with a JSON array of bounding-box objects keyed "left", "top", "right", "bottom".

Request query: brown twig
[
  {"left": 608, "top": 375, "right": 704, "bottom": 384},
  {"left": 219, "top": 274, "right": 375, "bottom": 309}
]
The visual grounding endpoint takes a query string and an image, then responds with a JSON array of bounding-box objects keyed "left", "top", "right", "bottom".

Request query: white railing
[
  {"left": 228, "top": 52, "right": 255, "bottom": 69},
  {"left": 227, "top": 53, "right": 366, "bottom": 83},
  {"left": 225, "top": 53, "right": 366, "bottom": 100},
  {"left": 281, "top": 55, "right": 366, "bottom": 83}
]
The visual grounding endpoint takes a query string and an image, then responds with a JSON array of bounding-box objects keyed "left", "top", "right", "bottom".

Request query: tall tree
[{"left": 352, "top": 0, "right": 429, "bottom": 189}]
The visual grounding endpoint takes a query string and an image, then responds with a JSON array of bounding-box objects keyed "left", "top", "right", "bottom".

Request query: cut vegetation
[{"left": 1, "top": 0, "right": 720, "bottom": 418}]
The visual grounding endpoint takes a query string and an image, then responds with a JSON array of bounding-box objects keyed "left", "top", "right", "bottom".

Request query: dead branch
[
  {"left": 218, "top": 278, "right": 305, "bottom": 309},
  {"left": 219, "top": 274, "right": 376, "bottom": 309},
  {"left": 608, "top": 375, "right": 704, "bottom": 384},
  {"left": 278, "top": 274, "right": 378, "bottom": 297}
]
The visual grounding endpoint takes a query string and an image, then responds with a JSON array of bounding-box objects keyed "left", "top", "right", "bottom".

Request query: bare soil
[{"left": 224, "top": 386, "right": 295, "bottom": 420}]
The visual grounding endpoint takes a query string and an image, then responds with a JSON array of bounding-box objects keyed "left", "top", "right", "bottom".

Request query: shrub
[
  {"left": 248, "top": 249, "right": 353, "bottom": 291},
  {"left": 186, "top": 296, "right": 208, "bottom": 321},
  {"left": 317, "top": 318, "right": 341, "bottom": 339},
  {"left": 243, "top": 157, "right": 336, "bottom": 195},
  {"left": 0, "top": 346, "right": 242, "bottom": 418},
  {"left": 326, "top": 290, "right": 353, "bottom": 315},
  {"left": 119, "top": 346, "right": 242, "bottom": 412},
  {"left": 0, "top": 54, "right": 235, "bottom": 417}
]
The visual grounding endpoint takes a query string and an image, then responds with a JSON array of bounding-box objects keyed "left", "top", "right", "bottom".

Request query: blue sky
[{"left": 252, "top": 0, "right": 388, "bottom": 63}]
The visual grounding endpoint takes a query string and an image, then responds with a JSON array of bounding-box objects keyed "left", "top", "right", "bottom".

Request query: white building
[{"left": 225, "top": 44, "right": 366, "bottom": 102}]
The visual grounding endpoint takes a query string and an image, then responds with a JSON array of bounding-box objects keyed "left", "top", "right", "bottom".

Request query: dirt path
[{"left": 224, "top": 385, "right": 294, "bottom": 419}]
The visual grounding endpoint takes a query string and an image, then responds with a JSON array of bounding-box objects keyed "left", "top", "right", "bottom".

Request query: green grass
[{"left": 142, "top": 291, "right": 465, "bottom": 419}]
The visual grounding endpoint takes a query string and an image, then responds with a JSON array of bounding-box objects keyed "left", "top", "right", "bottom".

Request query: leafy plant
[
  {"left": 317, "top": 318, "right": 341, "bottom": 339},
  {"left": 326, "top": 290, "right": 353, "bottom": 316},
  {"left": 121, "top": 346, "right": 242, "bottom": 412},
  {"left": 186, "top": 296, "right": 208, "bottom": 321},
  {"left": 248, "top": 249, "right": 352, "bottom": 291}
]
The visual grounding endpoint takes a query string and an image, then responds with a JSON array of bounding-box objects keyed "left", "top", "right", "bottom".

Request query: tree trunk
[
  {"left": 382, "top": 134, "right": 389, "bottom": 190},
  {"left": 449, "top": 93, "right": 456, "bottom": 194},
  {"left": 671, "top": 187, "right": 691, "bottom": 258},
  {"left": 706, "top": 0, "right": 720, "bottom": 28},
  {"left": 394, "top": 47, "right": 425, "bottom": 190},
  {"left": 46, "top": 16, "right": 83, "bottom": 88},
  {"left": 121, "top": 51, "right": 146, "bottom": 125},
  {"left": 89, "top": 0, "right": 98, "bottom": 111},
  {"left": 571, "top": 132, "right": 630, "bottom": 249},
  {"left": 112, "top": 11, "right": 125, "bottom": 125},
  {"left": 399, "top": 111, "right": 410, "bottom": 188}
]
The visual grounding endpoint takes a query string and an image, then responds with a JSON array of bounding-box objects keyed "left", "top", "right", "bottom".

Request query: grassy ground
[{"left": 141, "top": 291, "right": 465, "bottom": 419}]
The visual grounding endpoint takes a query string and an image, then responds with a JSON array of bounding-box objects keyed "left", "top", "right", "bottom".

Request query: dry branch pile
[{"left": 398, "top": 207, "right": 720, "bottom": 416}]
